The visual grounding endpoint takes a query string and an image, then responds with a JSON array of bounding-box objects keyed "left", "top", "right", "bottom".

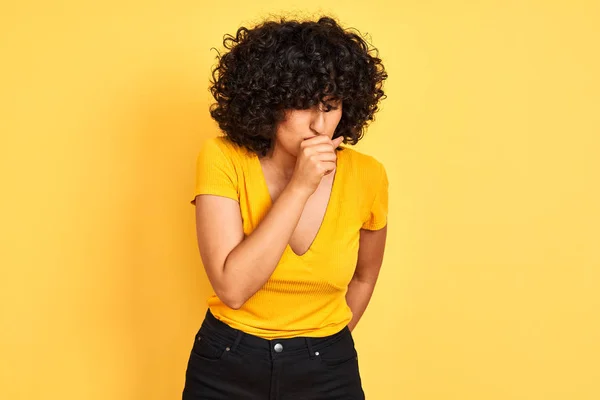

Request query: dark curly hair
[{"left": 208, "top": 15, "right": 388, "bottom": 157}]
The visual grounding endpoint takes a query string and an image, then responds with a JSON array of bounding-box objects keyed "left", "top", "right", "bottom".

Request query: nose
[{"left": 309, "top": 109, "right": 326, "bottom": 134}]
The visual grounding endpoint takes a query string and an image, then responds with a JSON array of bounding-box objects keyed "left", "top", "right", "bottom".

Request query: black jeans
[{"left": 182, "top": 309, "right": 365, "bottom": 399}]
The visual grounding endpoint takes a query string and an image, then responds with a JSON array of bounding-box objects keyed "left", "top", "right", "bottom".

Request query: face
[{"left": 273, "top": 98, "right": 343, "bottom": 157}]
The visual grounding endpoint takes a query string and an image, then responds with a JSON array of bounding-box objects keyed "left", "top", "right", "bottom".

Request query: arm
[
  {"left": 194, "top": 182, "right": 311, "bottom": 310},
  {"left": 194, "top": 135, "right": 342, "bottom": 310},
  {"left": 345, "top": 224, "right": 387, "bottom": 332}
]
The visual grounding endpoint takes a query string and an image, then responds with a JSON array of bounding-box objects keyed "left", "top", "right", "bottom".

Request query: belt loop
[
  {"left": 231, "top": 330, "right": 243, "bottom": 352},
  {"left": 305, "top": 337, "right": 316, "bottom": 358}
]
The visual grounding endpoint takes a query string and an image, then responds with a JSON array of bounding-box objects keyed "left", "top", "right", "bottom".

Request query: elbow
[
  {"left": 216, "top": 288, "right": 246, "bottom": 310},
  {"left": 213, "top": 256, "right": 248, "bottom": 310},
  {"left": 224, "top": 296, "right": 244, "bottom": 310}
]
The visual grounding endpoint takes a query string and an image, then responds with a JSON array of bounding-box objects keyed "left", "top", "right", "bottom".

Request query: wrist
[{"left": 285, "top": 180, "right": 313, "bottom": 200}]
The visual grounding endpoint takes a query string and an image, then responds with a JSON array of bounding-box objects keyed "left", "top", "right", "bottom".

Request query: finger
[
  {"left": 308, "top": 143, "right": 341, "bottom": 154},
  {"left": 321, "top": 160, "right": 337, "bottom": 175},
  {"left": 302, "top": 134, "right": 330, "bottom": 143},
  {"left": 313, "top": 152, "right": 338, "bottom": 162}
]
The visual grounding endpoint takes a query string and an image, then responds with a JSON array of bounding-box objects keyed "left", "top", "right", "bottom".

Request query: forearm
[
  {"left": 222, "top": 182, "right": 311, "bottom": 308},
  {"left": 345, "top": 276, "right": 377, "bottom": 332}
]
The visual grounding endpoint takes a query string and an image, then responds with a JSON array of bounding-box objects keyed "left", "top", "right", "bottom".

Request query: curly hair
[{"left": 208, "top": 15, "right": 388, "bottom": 157}]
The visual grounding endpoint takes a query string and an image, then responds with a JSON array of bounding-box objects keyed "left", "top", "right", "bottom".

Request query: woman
[{"left": 183, "top": 15, "right": 389, "bottom": 399}]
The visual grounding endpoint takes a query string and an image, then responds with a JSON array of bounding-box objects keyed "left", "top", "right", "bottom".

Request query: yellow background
[{"left": 1, "top": 1, "right": 599, "bottom": 399}]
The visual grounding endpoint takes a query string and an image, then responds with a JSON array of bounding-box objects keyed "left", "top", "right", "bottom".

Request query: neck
[{"left": 260, "top": 142, "right": 297, "bottom": 180}]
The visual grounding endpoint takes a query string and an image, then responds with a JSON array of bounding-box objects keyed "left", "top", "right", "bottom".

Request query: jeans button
[{"left": 274, "top": 343, "right": 283, "bottom": 353}]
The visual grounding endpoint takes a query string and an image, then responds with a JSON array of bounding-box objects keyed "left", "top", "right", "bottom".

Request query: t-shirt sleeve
[
  {"left": 190, "top": 137, "right": 239, "bottom": 205},
  {"left": 361, "top": 162, "right": 389, "bottom": 230}
]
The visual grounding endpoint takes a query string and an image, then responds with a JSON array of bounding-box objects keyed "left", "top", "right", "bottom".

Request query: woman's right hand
[{"left": 289, "top": 135, "right": 344, "bottom": 196}]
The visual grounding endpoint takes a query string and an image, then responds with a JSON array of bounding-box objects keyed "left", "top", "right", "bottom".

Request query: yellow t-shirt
[{"left": 191, "top": 135, "right": 388, "bottom": 339}]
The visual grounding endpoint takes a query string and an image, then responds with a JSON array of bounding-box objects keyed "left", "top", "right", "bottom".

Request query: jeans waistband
[{"left": 198, "top": 308, "right": 351, "bottom": 358}]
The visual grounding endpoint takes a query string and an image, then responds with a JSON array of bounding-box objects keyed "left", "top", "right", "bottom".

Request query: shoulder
[
  {"left": 198, "top": 135, "right": 248, "bottom": 164},
  {"left": 340, "top": 146, "right": 387, "bottom": 206},
  {"left": 339, "top": 146, "right": 385, "bottom": 178},
  {"left": 202, "top": 135, "right": 240, "bottom": 154}
]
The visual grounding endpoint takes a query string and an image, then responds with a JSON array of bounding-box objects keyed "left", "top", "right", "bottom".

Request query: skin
[
  {"left": 194, "top": 98, "right": 387, "bottom": 332},
  {"left": 260, "top": 99, "right": 343, "bottom": 180}
]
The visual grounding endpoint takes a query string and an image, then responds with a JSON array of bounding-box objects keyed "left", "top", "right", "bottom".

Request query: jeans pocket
[
  {"left": 316, "top": 334, "right": 359, "bottom": 368},
  {"left": 190, "top": 333, "right": 230, "bottom": 362}
]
